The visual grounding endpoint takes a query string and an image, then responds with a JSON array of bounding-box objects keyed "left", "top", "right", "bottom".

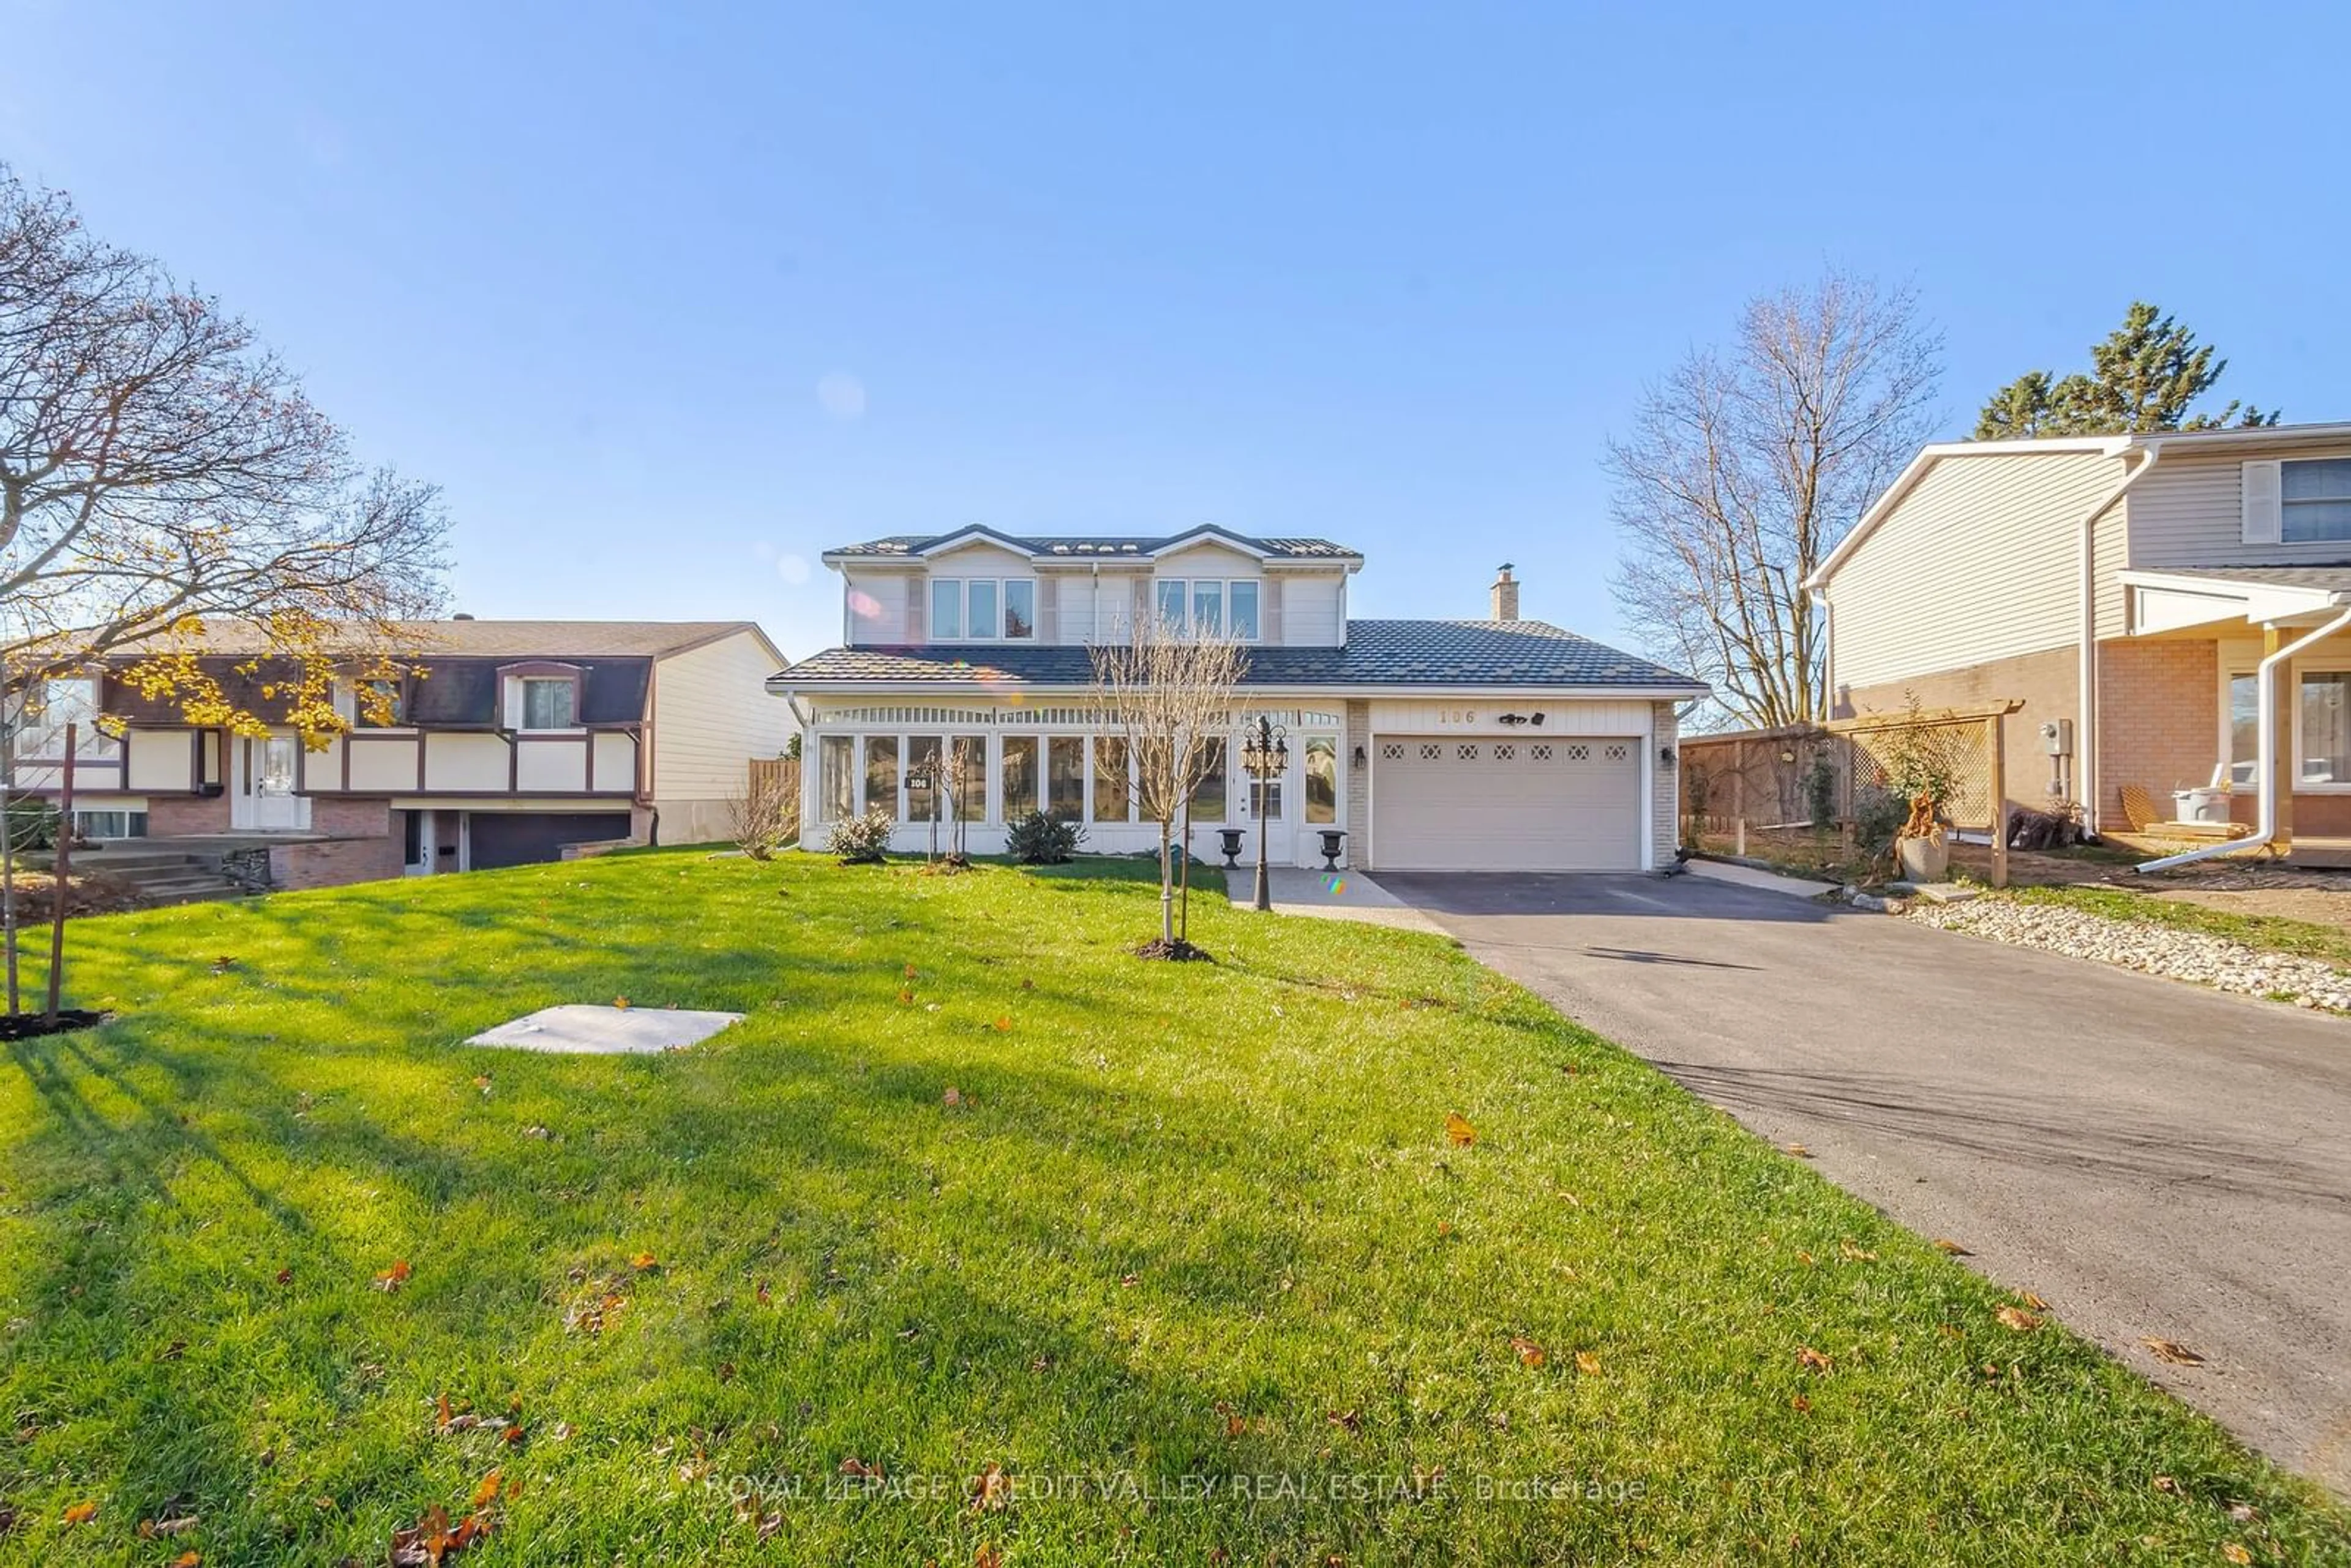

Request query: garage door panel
[
  {"left": 1373, "top": 735, "right": 1640, "bottom": 872},
  {"left": 468, "top": 812, "right": 634, "bottom": 871}
]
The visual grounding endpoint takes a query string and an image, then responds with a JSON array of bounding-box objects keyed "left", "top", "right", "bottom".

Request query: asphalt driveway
[{"left": 1377, "top": 869, "right": 2351, "bottom": 1494}]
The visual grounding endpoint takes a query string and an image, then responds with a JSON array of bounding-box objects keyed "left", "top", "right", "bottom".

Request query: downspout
[
  {"left": 2078, "top": 441, "right": 2165, "bottom": 835},
  {"left": 2137, "top": 602, "right": 2351, "bottom": 874}
]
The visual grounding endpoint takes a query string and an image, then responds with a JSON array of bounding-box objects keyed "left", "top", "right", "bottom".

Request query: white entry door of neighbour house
[
  {"left": 234, "top": 731, "right": 312, "bottom": 831},
  {"left": 1373, "top": 734, "right": 1641, "bottom": 872}
]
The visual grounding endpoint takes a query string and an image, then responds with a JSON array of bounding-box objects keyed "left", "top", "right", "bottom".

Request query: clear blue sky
[{"left": 7, "top": 2, "right": 2345, "bottom": 660}]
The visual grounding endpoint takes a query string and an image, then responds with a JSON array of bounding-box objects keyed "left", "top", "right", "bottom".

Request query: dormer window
[
  {"left": 499, "top": 662, "right": 584, "bottom": 730},
  {"left": 929, "top": 578, "right": 1036, "bottom": 642},
  {"left": 1152, "top": 579, "right": 1260, "bottom": 640}
]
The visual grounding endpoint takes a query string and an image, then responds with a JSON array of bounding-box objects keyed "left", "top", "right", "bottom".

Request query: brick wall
[
  {"left": 1344, "top": 700, "right": 1370, "bottom": 868},
  {"left": 268, "top": 835, "right": 406, "bottom": 891},
  {"left": 2096, "top": 639, "right": 2220, "bottom": 817},
  {"left": 1652, "top": 702, "right": 1678, "bottom": 865},
  {"left": 148, "top": 795, "right": 232, "bottom": 835},
  {"left": 308, "top": 796, "right": 392, "bottom": 837},
  {"left": 1844, "top": 643, "right": 2080, "bottom": 814}
]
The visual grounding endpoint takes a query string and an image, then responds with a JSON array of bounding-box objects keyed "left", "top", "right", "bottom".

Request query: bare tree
[
  {"left": 0, "top": 162, "right": 447, "bottom": 730},
  {"left": 1607, "top": 270, "right": 1940, "bottom": 729},
  {"left": 727, "top": 765, "right": 799, "bottom": 860},
  {"left": 1089, "top": 618, "right": 1248, "bottom": 955}
]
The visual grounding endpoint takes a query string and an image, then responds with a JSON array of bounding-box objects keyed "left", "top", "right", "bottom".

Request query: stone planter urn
[{"left": 1895, "top": 830, "right": 1949, "bottom": 883}]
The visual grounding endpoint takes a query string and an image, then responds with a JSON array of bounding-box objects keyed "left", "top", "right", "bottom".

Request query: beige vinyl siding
[
  {"left": 1042, "top": 571, "right": 1146, "bottom": 643},
  {"left": 651, "top": 629, "right": 794, "bottom": 812},
  {"left": 1824, "top": 449, "right": 2126, "bottom": 691},
  {"left": 2126, "top": 441, "right": 2351, "bottom": 569}
]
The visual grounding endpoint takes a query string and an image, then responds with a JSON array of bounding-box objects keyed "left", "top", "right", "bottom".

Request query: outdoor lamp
[{"left": 1240, "top": 716, "right": 1288, "bottom": 912}]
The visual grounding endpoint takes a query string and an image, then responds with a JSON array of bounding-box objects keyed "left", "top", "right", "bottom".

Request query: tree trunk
[{"left": 1159, "top": 822, "right": 1176, "bottom": 944}]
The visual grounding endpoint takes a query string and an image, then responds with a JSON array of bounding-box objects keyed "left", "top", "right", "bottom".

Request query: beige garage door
[{"left": 1373, "top": 735, "right": 1643, "bottom": 872}]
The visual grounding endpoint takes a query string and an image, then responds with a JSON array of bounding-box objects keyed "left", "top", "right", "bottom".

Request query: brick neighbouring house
[
  {"left": 1809, "top": 423, "right": 2351, "bottom": 863},
  {"left": 10, "top": 619, "right": 791, "bottom": 891}
]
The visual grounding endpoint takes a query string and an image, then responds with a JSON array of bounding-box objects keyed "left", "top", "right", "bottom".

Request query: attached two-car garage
[{"left": 1370, "top": 734, "right": 1644, "bottom": 872}]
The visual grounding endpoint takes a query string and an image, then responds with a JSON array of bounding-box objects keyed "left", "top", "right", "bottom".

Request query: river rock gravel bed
[{"left": 1907, "top": 896, "right": 2351, "bottom": 1015}]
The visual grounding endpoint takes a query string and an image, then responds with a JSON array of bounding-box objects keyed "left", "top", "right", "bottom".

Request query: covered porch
[{"left": 2117, "top": 565, "right": 2351, "bottom": 868}]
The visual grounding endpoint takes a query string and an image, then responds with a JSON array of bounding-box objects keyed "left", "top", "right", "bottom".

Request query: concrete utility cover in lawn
[{"left": 467, "top": 1004, "right": 742, "bottom": 1055}]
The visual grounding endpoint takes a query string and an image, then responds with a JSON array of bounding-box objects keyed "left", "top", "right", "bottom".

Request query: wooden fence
[
  {"left": 747, "top": 757, "right": 802, "bottom": 842},
  {"left": 1678, "top": 702, "right": 2019, "bottom": 886}
]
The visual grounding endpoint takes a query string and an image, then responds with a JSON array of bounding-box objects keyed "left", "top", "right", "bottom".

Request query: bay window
[
  {"left": 864, "top": 736, "right": 900, "bottom": 815},
  {"left": 928, "top": 578, "right": 1036, "bottom": 641},
  {"left": 1192, "top": 738, "right": 1226, "bottom": 821},
  {"left": 1092, "top": 737, "right": 1131, "bottom": 823},
  {"left": 1002, "top": 737, "right": 1039, "bottom": 818},
  {"left": 818, "top": 735, "right": 855, "bottom": 823},
  {"left": 1048, "top": 737, "right": 1085, "bottom": 817}
]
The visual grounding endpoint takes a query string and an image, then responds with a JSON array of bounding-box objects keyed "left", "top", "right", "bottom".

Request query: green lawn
[
  {"left": 1, "top": 853, "right": 2344, "bottom": 1565},
  {"left": 2008, "top": 883, "right": 2351, "bottom": 969}
]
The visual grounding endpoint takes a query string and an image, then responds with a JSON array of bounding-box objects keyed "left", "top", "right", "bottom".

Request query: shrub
[
  {"left": 1005, "top": 809, "right": 1086, "bottom": 865},
  {"left": 4, "top": 797, "right": 60, "bottom": 853},
  {"left": 1802, "top": 751, "right": 1838, "bottom": 830},
  {"left": 825, "top": 808, "right": 894, "bottom": 865},
  {"left": 1854, "top": 790, "right": 1907, "bottom": 859}
]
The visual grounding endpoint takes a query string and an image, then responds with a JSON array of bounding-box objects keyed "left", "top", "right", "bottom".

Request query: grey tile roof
[
  {"left": 824, "top": 527, "right": 1359, "bottom": 560},
  {"left": 2145, "top": 563, "right": 2351, "bottom": 592},
  {"left": 773, "top": 620, "right": 1702, "bottom": 691}
]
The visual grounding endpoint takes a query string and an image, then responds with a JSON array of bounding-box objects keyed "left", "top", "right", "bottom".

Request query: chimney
[{"left": 1489, "top": 563, "right": 1519, "bottom": 621}]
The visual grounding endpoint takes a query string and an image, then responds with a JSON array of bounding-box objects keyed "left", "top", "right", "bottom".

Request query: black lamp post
[{"left": 1240, "top": 716, "right": 1288, "bottom": 912}]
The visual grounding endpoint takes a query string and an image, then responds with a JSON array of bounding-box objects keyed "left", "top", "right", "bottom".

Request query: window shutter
[
  {"left": 907, "top": 579, "right": 926, "bottom": 642},
  {"left": 2242, "top": 460, "right": 2283, "bottom": 544},
  {"left": 1037, "top": 576, "right": 1059, "bottom": 643},
  {"left": 1262, "top": 577, "right": 1285, "bottom": 643}
]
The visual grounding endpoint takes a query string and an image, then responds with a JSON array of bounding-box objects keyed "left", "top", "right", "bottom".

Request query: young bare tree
[
  {"left": 0, "top": 162, "right": 447, "bottom": 730},
  {"left": 726, "top": 764, "right": 799, "bottom": 860},
  {"left": 1089, "top": 619, "right": 1248, "bottom": 955},
  {"left": 1607, "top": 269, "right": 1940, "bottom": 730}
]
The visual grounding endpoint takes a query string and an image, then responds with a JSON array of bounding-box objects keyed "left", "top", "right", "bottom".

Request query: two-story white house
[
  {"left": 1810, "top": 422, "right": 2351, "bottom": 862},
  {"left": 768, "top": 526, "right": 1704, "bottom": 872}
]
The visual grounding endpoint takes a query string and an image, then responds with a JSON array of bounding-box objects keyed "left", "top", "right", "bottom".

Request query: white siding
[
  {"left": 1043, "top": 571, "right": 1146, "bottom": 644},
  {"left": 424, "top": 733, "right": 511, "bottom": 791},
  {"left": 845, "top": 571, "right": 912, "bottom": 645},
  {"left": 348, "top": 737, "right": 419, "bottom": 792},
  {"left": 2126, "top": 441, "right": 2351, "bottom": 569},
  {"left": 651, "top": 629, "right": 795, "bottom": 806},
  {"left": 1824, "top": 449, "right": 2126, "bottom": 691},
  {"left": 125, "top": 731, "right": 195, "bottom": 791},
  {"left": 516, "top": 740, "right": 590, "bottom": 792},
  {"left": 1276, "top": 571, "right": 1346, "bottom": 646}
]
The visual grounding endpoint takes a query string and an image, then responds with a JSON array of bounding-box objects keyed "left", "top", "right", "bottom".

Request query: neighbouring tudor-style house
[
  {"left": 768, "top": 526, "right": 1706, "bottom": 872},
  {"left": 1810, "top": 421, "right": 2351, "bottom": 863},
  {"left": 10, "top": 620, "right": 790, "bottom": 888}
]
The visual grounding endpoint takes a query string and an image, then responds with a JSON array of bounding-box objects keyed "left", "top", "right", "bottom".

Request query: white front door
[{"left": 235, "top": 732, "right": 312, "bottom": 831}]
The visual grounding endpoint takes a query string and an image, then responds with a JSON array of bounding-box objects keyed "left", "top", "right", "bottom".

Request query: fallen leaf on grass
[
  {"left": 2018, "top": 1291, "right": 2049, "bottom": 1311},
  {"left": 1796, "top": 1346, "right": 1833, "bottom": 1373},
  {"left": 1790, "top": 1394, "right": 1812, "bottom": 1413},
  {"left": 140, "top": 1515, "right": 198, "bottom": 1537},
  {"left": 1995, "top": 1306, "right": 2042, "bottom": 1332},
  {"left": 501, "top": 1424, "right": 525, "bottom": 1446},
  {"left": 2152, "top": 1475, "right": 2181, "bottom": 1495},
  {"left": 1327, "top": 1409, "right": 1361, "bottom": 1433},
  {"left": 1444, "top": 1112, "right": 1476, "bottom": 1147},
  {"left": 470, "top": 1471, "right": 503, "bottom": 1510},
  {"left": 473, "top": 1075, "right": 492, "bottom": 1095},
  {"left": 1573, "top": 1351, "right": 1602, "bottom": 1377},
  {"left": 1508, "top": 1335, "right": 1545, "bottom": 1368},
  {"left": 975, "top": 1545, "right": 1003, "bottom": 1568},
  {"left": 62, "top": 1501, "right": 97, "bottom": 1525},
  {"left": 943, "top": 1086, "right": 964, "bottom": 1108},
  {"left": 2142, "top": 1337, "right": 2206, "bottom": 1366},
  {"left": 1837, "top": 1239, "right": 1878, "bottom": 1262},
  {"left": 373, "top": 1259, "right": 413, "bottom": 1293},
  {"left": 168, "top": 1553, "right": 199, "bottom": 1568},
  {"left": 972, "top": 1463, "right": 1010, "bottom": 1512},
  {"left": 1932, "top": 1238, "right": 1972, "bottom": 1256},
  {"left": 613, "top": 996, "right": 631, "bottom": 1010},
  {"left": 1794, "top": 1250, "right": 1816, "bottom": 1267},
  {"left": 2223, "top": 1546, "right": 2252, "bottom": 1566},
  {"left": 631, "top": 1252, "right": 660, "bottom": 1272},
  {"left": 274, "top": 1267, "right": 293, "bottom": 1286},
  {"left": 993, "top": 1016, "right": 1012, "bottom": 1032},
  {"left": 838, "top": 1457, "right": 883, "bottom": 1480},
  {"left": 1783, "top": 1142, "right": 1812, "bottom": 1158}
]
